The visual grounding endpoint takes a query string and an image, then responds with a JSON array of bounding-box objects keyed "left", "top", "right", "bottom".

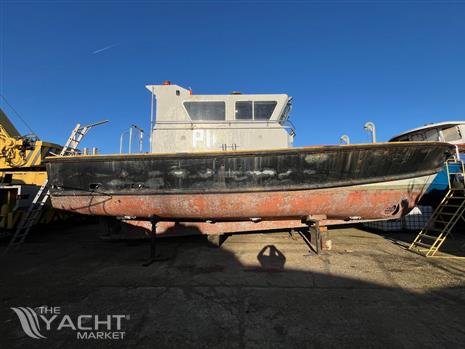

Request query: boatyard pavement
[{"left": 1, "top": 222, "right": 465, "bottom": 348}]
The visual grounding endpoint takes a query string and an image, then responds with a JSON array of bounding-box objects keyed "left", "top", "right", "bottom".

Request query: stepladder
[
  {"left": 4, "top": 120, "right": 108, "bottom": 253},
  {"left": 409, "top": 158, "right": 465, "bottom": 258}
]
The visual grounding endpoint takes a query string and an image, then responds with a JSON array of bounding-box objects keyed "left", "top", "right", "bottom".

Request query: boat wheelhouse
[{"left": 148, "top": 82, "right": 294, "bottom": 153}]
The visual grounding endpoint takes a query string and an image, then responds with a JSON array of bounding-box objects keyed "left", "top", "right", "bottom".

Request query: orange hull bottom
[{"left": 51, "top": 187, "right": 422, "bottom": 222}]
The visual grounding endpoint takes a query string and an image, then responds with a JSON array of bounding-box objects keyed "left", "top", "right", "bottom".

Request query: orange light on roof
[{"left": 163, "top": 80, "right": 171, "bottom": 85}]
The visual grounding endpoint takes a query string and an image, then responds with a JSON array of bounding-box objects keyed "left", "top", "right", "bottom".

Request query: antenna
[{"left": 149, "top": 87, "right": 155, "bottom": 153}]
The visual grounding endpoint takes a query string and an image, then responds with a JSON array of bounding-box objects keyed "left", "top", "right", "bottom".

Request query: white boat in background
[
  {"left": 389, "top": 121, "right": 465, "bottom": 209},
  {"left": 390, "top": 121, "right": 465, "bottom": 151}
]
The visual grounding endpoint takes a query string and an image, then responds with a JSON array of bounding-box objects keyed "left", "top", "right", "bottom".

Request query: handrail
[
  {"left": 155, "top": 119, "right": 284, "bottom": 125},
  {"left": 153, "top": 119, "right": 296, "bottom": 136},
  {"left": 445, "top": 156, "right": 465, "bottom": 189}
]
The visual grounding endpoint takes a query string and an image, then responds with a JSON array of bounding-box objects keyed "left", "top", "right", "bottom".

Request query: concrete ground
[{"left": 1, "top": 222, "right": 465, "bottom": 348}]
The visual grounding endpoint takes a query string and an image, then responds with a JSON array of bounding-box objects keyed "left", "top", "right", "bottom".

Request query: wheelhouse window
[
  {"left": 279, "top": 101, "right": 292, "bottom": 122},
  {"left": 235, "top": 101, "right": 277, "bottom": 120},
  {"left": 235, "top": 101, "right": 253, "bottom": 120},
  {"left": 184, "top": 101, "right": 225, "bottom": 121},
  {"left": 254, "top": 101, "right": 277, "bottom": 120},
  {"left": 442, "top": 126, "right": 462, "bottom": 142},
  {"left": 410, "top": 133, "right": 427, "bottom": 141}
]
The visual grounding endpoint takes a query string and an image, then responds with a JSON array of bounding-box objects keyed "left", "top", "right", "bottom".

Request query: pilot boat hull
[{"left": 45, "top": 142, "right": 453, "bottom": 223}]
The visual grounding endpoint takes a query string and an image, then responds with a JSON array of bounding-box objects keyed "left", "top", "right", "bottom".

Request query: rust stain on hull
[{"left": 51, "top": 186, "right": 422, "bottom": 222}]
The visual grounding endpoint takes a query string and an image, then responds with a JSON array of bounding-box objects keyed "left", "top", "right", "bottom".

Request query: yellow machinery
[{"left": 0, "top": 108, "right": 62, "bottom": 233}]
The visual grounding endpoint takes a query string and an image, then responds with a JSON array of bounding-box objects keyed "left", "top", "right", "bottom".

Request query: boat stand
[
  {"left": 143, "top": 216, "right": 170, "bottom": 266},
  {"left": 301, "top": 216, "right": 329, "bottom": 255}
]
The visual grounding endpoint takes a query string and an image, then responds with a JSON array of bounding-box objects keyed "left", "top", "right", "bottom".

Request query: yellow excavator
[{"left": 0, "top": 108, "right": 63, "bottom": 235}]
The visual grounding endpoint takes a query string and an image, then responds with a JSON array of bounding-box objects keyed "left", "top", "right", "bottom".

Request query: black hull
[{"left": 46, "top": 142, "right": 453, "bottom": 196}]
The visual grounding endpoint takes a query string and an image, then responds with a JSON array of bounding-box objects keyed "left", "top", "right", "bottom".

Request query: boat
[
  {"left": 44, "top": 83, "right": 455, "bottom": 234},
  {"left": 390, "top": 121, "right": 465, "bottom": 207},
  {"left": 390, "top": 121, "right": 465, "bottom": 151}
]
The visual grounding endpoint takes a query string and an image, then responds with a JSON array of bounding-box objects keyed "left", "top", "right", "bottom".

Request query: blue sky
[{"left": 1, "top": 1, "right": 465, "bottom": 153}]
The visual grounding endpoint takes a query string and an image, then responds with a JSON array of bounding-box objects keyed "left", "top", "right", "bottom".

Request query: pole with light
[
  {"left": 119, "top": 130, "right": 129, "bottom": 154},
  {"left": 131, "top": 124, "right": 145, "bottom": 153},
  {"left": 339, "top": 135, "right": 350, "bottom": 145},
  {"left": 364, "top": 122, "right": 376, "bottom": 143}
]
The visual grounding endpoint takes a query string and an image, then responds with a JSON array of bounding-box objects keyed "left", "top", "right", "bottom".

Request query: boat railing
[
  {"left": 282, "top": 119, "right": 296, "bottom": 137},
  {"left": 154, "top": 120, "right": 296, "bottom": 135}
]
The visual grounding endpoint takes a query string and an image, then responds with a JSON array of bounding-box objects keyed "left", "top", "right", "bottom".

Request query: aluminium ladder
[
  {"left": 409, "top": 158, "right": 465, "bottom": 258},
  {"left": 4, "top": 120, "right": 108, "bottom": 254}
]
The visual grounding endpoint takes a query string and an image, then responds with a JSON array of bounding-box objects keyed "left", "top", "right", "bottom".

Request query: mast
[{"left": 149, "top": 87, "right": 155, "bottom": 152}]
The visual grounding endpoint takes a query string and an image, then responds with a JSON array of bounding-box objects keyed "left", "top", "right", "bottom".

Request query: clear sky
[{"left": 1, "top": 1, "right": 465, "bottom": 153}]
